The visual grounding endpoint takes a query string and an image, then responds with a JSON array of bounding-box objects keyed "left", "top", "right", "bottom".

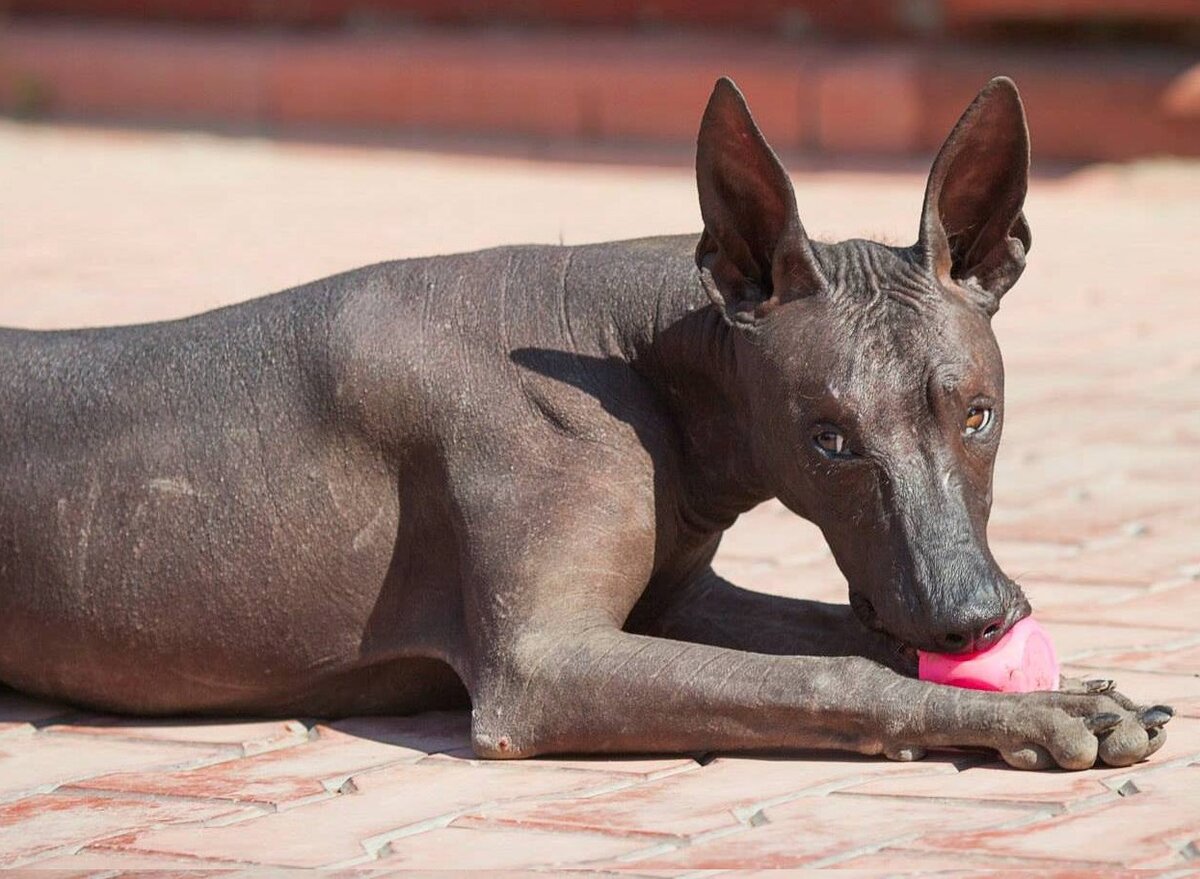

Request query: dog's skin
[{"left": 0, "top": 77, "right": 1172, "bottom": 770}]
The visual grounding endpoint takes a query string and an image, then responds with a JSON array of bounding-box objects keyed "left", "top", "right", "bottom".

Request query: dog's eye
[
  {"left": 813, "top": 429, "right": 853, "bottom": 459},
  {"left": 964, "top": 407, "right": 993, "bottom": 435}
]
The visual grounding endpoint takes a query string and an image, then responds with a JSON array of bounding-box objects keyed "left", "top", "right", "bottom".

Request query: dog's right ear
[
  {"left": 920, "top": 77, "right": 1032, "bottom": 314},
  {"left": 695, "top": 78, "right": 826, "bottom": 325}
]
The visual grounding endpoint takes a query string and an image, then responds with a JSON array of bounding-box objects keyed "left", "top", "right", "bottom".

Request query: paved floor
[{"left": 0, "top": 121, "right": 1198, "bottom": 872}]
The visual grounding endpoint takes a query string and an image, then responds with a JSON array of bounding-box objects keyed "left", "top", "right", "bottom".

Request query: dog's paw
[{"left": 997, "top": 680, "right": 1172, "bottom": 770}]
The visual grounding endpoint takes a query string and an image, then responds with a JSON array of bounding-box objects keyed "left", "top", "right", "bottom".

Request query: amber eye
[
  {"left": 813, "top": 429, "right": 853, "bottom": 459},
  {"left": 964, "top": 407, "right": 994, "bottom": 435}
]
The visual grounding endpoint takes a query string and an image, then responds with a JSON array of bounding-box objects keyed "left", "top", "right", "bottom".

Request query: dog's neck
[{"left": 619, "top": 259, "right": 774, "bottom": 533}]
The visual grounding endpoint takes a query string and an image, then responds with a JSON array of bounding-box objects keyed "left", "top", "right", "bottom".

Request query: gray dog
[{"left": 0, "top": 76, "right": 1171, "bottom": 770}]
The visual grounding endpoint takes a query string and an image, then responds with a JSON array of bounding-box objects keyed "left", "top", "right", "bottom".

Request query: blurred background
[{"left": 1, "top": 1, "right": 1197, "bottom": 162}]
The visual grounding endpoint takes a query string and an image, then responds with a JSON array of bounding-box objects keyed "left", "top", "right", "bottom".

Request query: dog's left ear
[
  {"left": 695, "top": 77, "right": 826, "bottom": 324},
  {"left": 920, "top": 76, "right": 1032, "bottom": 314}
]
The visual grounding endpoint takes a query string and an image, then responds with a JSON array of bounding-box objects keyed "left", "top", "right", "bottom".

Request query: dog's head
[{"left": 696, "top": 77, "right": 1032, "bottom": 654}]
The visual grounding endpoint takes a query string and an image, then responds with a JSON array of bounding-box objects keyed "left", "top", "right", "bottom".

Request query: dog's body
[
  {"left": 0, "top": 78, "right": 1170, "bottom": 769},
  {"left": 0, "top": 235, "right": 749, "bottom": 717}
]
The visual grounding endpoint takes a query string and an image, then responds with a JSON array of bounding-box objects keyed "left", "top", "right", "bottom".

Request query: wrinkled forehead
[
  {"left": 814, "top": 239, "right": 935, "bottom": 311},
  {"left": 788, "top": 242, "right": 1001, "bottom": 404}
]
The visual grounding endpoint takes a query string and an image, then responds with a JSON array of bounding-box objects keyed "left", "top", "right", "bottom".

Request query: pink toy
[{"left": 918, "top": 616, "right": 1060, "bottom": 693}]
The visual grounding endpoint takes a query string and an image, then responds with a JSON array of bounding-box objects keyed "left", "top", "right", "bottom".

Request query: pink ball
[{"left": 918, "top": 616, "right": 1060, "bottom": 693}]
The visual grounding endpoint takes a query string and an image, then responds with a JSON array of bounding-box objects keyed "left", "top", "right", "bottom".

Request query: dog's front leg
[
  {"left": 469, "top": 625, "right": 1169, "bottom": 768},
  {"left": 628, "top": 567, "right": 912, "bottom": 673}
]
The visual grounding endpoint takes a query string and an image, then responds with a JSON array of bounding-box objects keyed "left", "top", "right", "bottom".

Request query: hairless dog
[{"left": 0, "top": 77, "right": 1172, "bottom": 770}]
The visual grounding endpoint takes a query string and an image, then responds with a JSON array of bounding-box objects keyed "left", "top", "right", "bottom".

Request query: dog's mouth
[{"left": 849, "top": 591, "right": 921, "bottom": 674}]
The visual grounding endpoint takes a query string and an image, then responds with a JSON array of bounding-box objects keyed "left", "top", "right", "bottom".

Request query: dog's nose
[{"left": 932, "top": 612, "right": 1009, "bottom": 654}]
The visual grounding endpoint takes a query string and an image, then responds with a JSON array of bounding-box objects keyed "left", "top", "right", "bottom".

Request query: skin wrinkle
[
  {"left": 558, "top": 248, "right": 580, "bottom": 357},
  {"left": 153, "top": 339, "right": 220, "bottom": 590}
]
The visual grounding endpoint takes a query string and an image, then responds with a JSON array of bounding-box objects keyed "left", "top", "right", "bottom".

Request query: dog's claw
[
  {"left": 1085, "top": 712, "right": 1123, "bottom": 733},
  {"left": 1139, "top": 707, "right": 1174, "bottom": 729}
]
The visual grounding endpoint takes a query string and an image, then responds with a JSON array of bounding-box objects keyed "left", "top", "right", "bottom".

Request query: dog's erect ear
[
  {"left": 920, "top": 76, "right": 1032, "bottom": 314},
  {"left": 696, "top": 77, "right": 826, "bottom": 324}
]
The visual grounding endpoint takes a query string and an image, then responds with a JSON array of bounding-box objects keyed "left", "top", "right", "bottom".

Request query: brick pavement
[{"left": 0, "top": 122, "right": 1198, "bottom": 872}]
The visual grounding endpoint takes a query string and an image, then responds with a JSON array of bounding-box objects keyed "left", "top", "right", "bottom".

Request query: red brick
[
  {"left": 0, "top": 22, "right": 266, "bottom": 123},
  {"left": 379, "top": 823, "right": 647, "bottom": 869},
  {"left": 1086, "top": 641, "right": 1200, "bottom": 676},
  {"left": 1041, "top": 579, "right": 1200, "bottom": 631},
  {"left": 22, "top": 849, "right": 252, "bottom": 871},
  {"left": 1043, "top": 620, "right": 1198, "bottom": 665},
  {"left": 0, "top": 734, "right": 230, "bottom": 801},
  {"left": 0, "top": 792, "right": 248, "bottom": 869},
  {"left": 595, "top": 792, "right": 1022, "bottom": 869},
  {"left": 1164, "top": 62, "right": 1200, "bottom": 118},
  {"left": 904, "top": 764, "right": 1200, "bottom": 867},
  {"left": 1020, "top": 578, "right": 1145, "bottom": 619},
  {"left": 918, "top": 49, "right": 1200, "bottom": 162},
  {"left": 585, "top": 44, "right": 816, "bottom": 149},
  {"left": 987, "top": 477, "right": 1189, "bottom": 549},
  {"left": 840, "top": 762, "right": 1110, "bottom": 807},
  {"left": 47, "top": 716, "right": 308, "bottom": 755},
  {"left": 817, "top": 52, "right": 921, "bottom": 154},
  {"left": 943, "top": 0, "right": 1200, "bottom": 27},
  {"left": 519, "top": 753, "right": 699, "bottom": 777},
  {"left": 3, "top": 20, "right": 1198, "bottom": 161},
  {"left": 457, "top": 754, "right": 965, "bottom": 840},
  {"left": 67, "top": 724, "right": 430, "bottom": 808},
  {"left": 93, "top": 760, "right": 628, "bottom": 867},
  {"left": 836, "top": 848, "right": 1151, "bottom": 872},
  {"left": 267, "top": 36, "right": 585, "bottom": 138}
]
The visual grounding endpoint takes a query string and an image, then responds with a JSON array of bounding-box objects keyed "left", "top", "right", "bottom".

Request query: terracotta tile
[
  {"left": 68, "top": 725, "right": 429, "bottom": 808},
  {"left": 0, "top": 792, "right": 249, "bottom": 868},
  {"left": 835, "top": 847, "right": 1151, "bottom": 873},
  {"left": 92, "top": 760, "right": 628, "bottom": 868},
  {"left": 1034, "top": 529, "right": 1200, "bottom": 587},
  {"left": 379, "top": 824, "right": 648, "bottom": 869},
  {"left": 46, "top": 716, "right": 309, "bottom": 754},
  {"left": 717, "top": 499, "right": 830, "bottom": 566},
  {"left": 1040, "top": 621, "right": 1198, "bottom": 665},
  {"left": 903, "top": 764, "right": 1200, "bottom": 866},
  {"left": 1041, "top": 580, "right": 1200, "bottom": 631},
  {"left": 988, "top": 478, "right": 1189, "bottom": 550},
  {"left": 839, "top": 761, "right": 1111, "bottom": 806},
  {"left": 1087, "top": 641, "right": 1200, "bottom": 676},
  {"left": 596, "top": 793, "right": 1023, "bottom": 869},
  {"left": 499, "top": 752, "right": 698, "bottom": 778},
  {"left": 25, "top": 849, "right": 257, "bottom": 871},
  {"left": 1021, "top": 579, "right": 1146, "bottom": 618},
  {"left": 0, "top": 734, "right": 230, "bottom": 801},
  {"left": 457, "top": 754, "right": 965, "bottom": 840}
]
